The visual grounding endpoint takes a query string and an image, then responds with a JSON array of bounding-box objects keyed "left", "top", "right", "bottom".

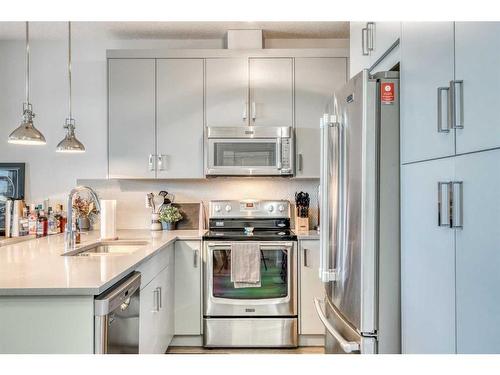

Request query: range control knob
[
  {"left": 278, "top": 204, "right": 285, "bottom": 212},
  {"left": 225, "top": 204, "right": 232, "bottom": 212},
  {"left": 214, "top": 205, "right": 221, "bottom": 212},
  {"left": 268, "top": 205, "right": 274, "bottom": 212}
]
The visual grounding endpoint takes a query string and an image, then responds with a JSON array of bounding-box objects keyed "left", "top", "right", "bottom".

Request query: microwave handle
[{"left": 276, "top": 137, "right": 283, "bottom": 170}]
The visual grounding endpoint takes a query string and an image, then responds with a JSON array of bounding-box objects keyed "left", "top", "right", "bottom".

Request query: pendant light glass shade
[
  {"left": 8, "top": 22, "right": 46, "bottom": 145},
  {"left": 56, "top": 21, "right": 85, "bottom": 153}
]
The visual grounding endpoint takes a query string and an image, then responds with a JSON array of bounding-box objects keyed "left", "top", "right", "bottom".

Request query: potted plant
[
  {"left": 73, "top": 196, "right": 98, "bottom": 231},
  {"left": 159, "top": 205, "right": 182, "bottom": 230}
]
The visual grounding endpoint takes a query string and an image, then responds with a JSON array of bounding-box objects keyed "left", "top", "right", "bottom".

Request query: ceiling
[{"left": 0, "top": 21, "right": 349, "bottom": 40}]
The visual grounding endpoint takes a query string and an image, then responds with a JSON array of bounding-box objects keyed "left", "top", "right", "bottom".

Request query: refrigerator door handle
[
  {"left": 438, "top": 181, "right": 452, "bottom": 227},
  {"left": 319, "top": 115, "right": 340, "bottom": 282},
  {"left": 314, "top": 298, "right": 360, "bottom": 353},
  {"left": 451, "top": 181, "right": 464, "bottom": 228}
]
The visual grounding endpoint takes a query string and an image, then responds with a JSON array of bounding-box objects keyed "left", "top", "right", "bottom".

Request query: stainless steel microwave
[{"left": 205, "top": 126, "right": 294, "bottom": 176}]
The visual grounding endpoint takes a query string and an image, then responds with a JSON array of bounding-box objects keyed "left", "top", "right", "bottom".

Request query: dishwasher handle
[{"left": 95, "top": 272, "right": 141, "bottom": 316}]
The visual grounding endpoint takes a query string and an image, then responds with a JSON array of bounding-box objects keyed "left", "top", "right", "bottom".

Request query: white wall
[{"left": 0, "top": 24, "right": 223, "bottom": 204}]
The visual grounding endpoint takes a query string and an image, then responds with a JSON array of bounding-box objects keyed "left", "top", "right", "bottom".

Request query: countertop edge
[{"left": 0, "top": 233, "right": 202, "bottom": 297}]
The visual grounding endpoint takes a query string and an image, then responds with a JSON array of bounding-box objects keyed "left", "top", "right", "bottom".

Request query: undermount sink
[{"left": 61, "top": 240, "right": 150, "bottom": 257}]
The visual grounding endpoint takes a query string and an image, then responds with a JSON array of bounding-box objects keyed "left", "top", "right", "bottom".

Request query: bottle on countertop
[
  {"left": 48, "top": 207, "right": 60, "bottom": 235},
  {"left": 18, "top": 206, "right": 30, "bottom": 237},
  {"left": 56, "top": 204, "right": 67, "bottom": 233},
  {"left": 28, "top": 204, "right": 38, "bottom": 235},
  {"left": 36, "top": 209, "right": 48, "bottom": 238}
]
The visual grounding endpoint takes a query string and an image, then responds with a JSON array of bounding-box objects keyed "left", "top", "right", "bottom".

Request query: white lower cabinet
[
  {"left": 138, "top": 244, "right": 174, "bottom": 354},
  {"left": 402, "top": 148, "right": 500, "bottom": 354},
  {"left": 299, "top": 239, "right": 325, "bottom": 335},
  {"left": 174, "top": 241, "right": 202, "bottom": 335}
]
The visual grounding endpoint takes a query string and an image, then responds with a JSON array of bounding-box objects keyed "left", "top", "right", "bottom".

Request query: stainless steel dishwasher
[{"left": 94, "top": 272, "right": 141, "bottom": 354}]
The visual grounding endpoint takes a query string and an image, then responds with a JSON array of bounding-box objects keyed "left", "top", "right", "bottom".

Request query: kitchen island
[{"left": 0, "top": 229, "right": 204, "bottom": 354}]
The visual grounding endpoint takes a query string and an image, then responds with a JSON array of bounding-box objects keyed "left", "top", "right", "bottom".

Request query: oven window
[
  {"left": 213, "top": 142, "right": 276, "bottom": 167},
  {"left": 212, "top": 248, "right": 288, "bottom": 299}
]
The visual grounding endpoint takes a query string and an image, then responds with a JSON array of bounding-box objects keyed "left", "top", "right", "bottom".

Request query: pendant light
[
  {"left": 56, "top": 21, "right": 85, "bottom": 153},
  {"left": 8, "top": 22, "right": 46, "bottom": 145}
]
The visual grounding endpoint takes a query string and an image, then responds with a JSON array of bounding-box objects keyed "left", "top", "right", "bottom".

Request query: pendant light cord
[
  {"left": 25, "top": 21, "right": 30, "bottom": 105},
  {"left": 68, "top": 21, "right": 72, "bottom": 120}
]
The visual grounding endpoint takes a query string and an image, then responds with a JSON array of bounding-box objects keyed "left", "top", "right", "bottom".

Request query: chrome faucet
[{"left": 65, "top": 186, "right": 101, "bottom": 252}]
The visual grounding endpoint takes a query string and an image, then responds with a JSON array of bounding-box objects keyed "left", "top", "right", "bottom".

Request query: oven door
[
  {"left": 204, "top": 241, "right": 297, "bottom": 316},
  {"left": 205, "top": 138, "right": 287, "bottom": 176}
]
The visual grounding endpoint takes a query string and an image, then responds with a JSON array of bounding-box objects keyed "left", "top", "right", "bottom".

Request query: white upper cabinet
[
  {"left": 156, "top": 59, "right": 204, "bottom": 178},
  {"left": 108, "top": 59, "right": 156, "bottom": 178},
  {"left": 455, "top": 149, "right": 500, "bottom": 353},
  {"left": 206, "top": 58, "right": 249, "bottom": 127},
  {"left": 401, "top": 22, "right": 455, "bottom": 164},
  {"left": 454, "top": 22, "right": 500, "bottom": 154},
  {"left": 249, "top": 58, "right": 293, "bottom": 127},
  {"left": 350, "top": 22, "right": 372, "bottom": 77},
  {"left": 401, "top": 157, "right": 456, "bottom": 353},
  {"left": 350, "top": 22, "right": 400, "bottom": 78},
  {"left": 295, "top": 57, "right": 347, "bottom": 178}
]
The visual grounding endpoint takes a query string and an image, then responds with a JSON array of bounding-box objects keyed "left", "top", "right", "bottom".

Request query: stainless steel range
[{"left": 203, "top": 200, "right": 298, "bottom": 348}]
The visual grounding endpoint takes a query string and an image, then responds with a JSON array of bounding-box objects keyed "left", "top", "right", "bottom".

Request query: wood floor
[{"left": 166, "top": 346, "right": 324, "bottom": 354}]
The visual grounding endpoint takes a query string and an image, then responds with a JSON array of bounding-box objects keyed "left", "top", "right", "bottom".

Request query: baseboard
[
  {"left": 299, "top": 335, "right": 325, "bottom": 347},
  {"left": 170, "top": 335, "right": 203, "bottom": 347}
]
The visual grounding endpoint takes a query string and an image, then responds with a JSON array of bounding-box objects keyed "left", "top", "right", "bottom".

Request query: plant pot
[
  {"left": 77, "top": 217, "right": 91, "bottom": 231},
  {"left": 162, "top": 221, "right": 177, "bottom": 231}
]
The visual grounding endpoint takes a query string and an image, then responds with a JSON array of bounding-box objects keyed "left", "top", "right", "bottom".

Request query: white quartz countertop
[
  {"left": 0, "top": 229, "right": 204, "bottom": 296},
  {"left": 295, "top": 230, "right": 320, "bottom": 240}
]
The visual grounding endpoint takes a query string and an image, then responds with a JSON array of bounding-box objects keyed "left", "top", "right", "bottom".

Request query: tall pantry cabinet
[{"left": 401, "top": 22, "right": 500, "bottom": 354}]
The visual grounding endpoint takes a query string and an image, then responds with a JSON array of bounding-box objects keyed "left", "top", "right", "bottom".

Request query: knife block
[{"left": 295, "top": 213, "right": 309, "bottom": 234}]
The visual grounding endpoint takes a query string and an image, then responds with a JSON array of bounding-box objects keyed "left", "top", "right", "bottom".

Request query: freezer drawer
[{"left": 314, "top": 297, "right": 377, "bottom": 354}]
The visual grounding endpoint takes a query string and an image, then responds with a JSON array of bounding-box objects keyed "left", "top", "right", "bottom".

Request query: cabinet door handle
[
  {"left": 450, "top": 80, "right": 464, "bottom": 129},
  {"left": 438, "top": 182, "right": 452, "bottom": 228},
  {"left": 367, "top": 22, "right": 375, "bottom": 51},
  {"left": 243, "top": 102, "right": 248, "bottom": 121},
  {"left": 152, "top": 288, "right": 160, "bottom": 312},
  {"left": 148, "top": 154, "right": 155, "bottom": 171},
  {"left": 437, "top": 87, "right": 450, "bottom": 133},
  {"left": 158, "top": 286, "right": 162, "bottom": 309},
  {"left": 193, "top": 249, "right": 199, "bottom": 268},
  {"left": 251, "top": 101, "right": 257, "bottom": 122},
  {"left": 298, "top": 153, "right": 303, "bottom": 172},
  {"left": 157, "top": 154, "right": 167, "bottom": 171},
  {"left": 361, "top": 27, "right": 369, "bottom": 56},
  {"left": 303, "top": 248, "right": 309, "bottom": 268},
  {"left": 451, "top": 181, "right": 463, "bottom": 229}
]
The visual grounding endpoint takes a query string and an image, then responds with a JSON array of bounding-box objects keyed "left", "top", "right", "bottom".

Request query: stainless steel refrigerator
[{"left": 315, "top": 70, "right": 401, "bottom": 354}]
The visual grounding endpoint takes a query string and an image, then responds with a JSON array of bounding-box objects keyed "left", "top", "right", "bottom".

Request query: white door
[
  {"left": 349, "top": 22, "right": 372, "bottom": 78},
  {"left": 139, "top": 277, "right": 160, "bottom": 354},
  {"left": 455, "top": 22, "right": 500, "bottom": 154},
  {"left": 156, "top": 59, "right": 204, "bottom": 178},
  {"left": 401, "top": 22, "right": 455, "bottom": 164},
  {"left": 455, "top": 149, "right": 500, "bottom": 353},
  {"left": 249, "top": 58, "right": 293, "bottom": 127},
  {"left": 206, "top": 58, "right": 249, "bottom": 127},
  {"left": 174, "top": 241, "right": 202, "bottom": 335},
  {"left": 294, "top": 57, "right": 347, "bottom": 178},
  {"left": 401, "top": 157, "right": 456, "bottom": 353},
  {"left": 108, "top": 59, "right": 156, "bottom": 178},
  {"left": 299, "top": 240, "right": 325, "bottom": 335}
]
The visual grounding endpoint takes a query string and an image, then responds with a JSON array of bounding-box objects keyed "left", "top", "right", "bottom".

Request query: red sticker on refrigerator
[{"left": 381, "top": 82, "right": 395, "bottom": 104}]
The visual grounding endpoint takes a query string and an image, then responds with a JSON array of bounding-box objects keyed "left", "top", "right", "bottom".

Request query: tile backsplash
[{"left": 78, "top": 178, "right": 320, "bottom": 230}]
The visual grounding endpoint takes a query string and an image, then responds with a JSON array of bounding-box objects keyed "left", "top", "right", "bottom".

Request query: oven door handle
[{"left": 207, "top": 242, "right": 294, "bottom": 249}]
